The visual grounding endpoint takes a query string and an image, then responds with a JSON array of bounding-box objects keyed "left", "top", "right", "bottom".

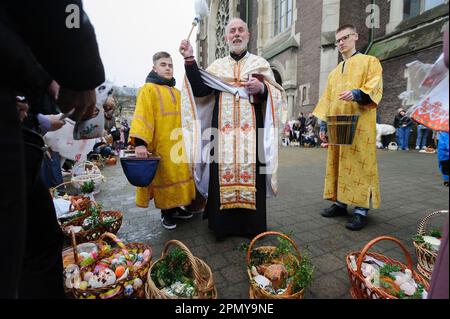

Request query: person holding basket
[
  {"left": 313, "top": 24, "right": 383, "bottom": 231},
  {"left": 129, "top": 52, "right": 196, "bottom": 231}
]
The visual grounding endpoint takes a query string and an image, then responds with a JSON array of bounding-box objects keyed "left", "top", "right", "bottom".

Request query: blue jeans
[
  {"left": 416, "top": 125, "right": 430, "bottom": 149},
  {"left": 397, "top": 127, "right": 412, "bottom": 150}
]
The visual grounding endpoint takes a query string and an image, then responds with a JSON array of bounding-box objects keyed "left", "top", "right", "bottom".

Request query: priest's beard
[{"left": 228, "top": 38, "right": 249, "bottom": 54}]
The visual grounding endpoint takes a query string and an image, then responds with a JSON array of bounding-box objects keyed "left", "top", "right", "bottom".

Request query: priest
[{"left": 179, "top": 18, "right": 287, "bottom": 240}]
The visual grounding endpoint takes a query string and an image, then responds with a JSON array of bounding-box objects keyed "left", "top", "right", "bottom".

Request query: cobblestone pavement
[{"left": 95, "top": 148, "right": 449, "bottom": 299}]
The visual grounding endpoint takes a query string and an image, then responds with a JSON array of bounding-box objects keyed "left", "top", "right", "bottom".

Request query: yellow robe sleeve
[
  {"left": 360, "top": 56, "right": 383, "bottom": 107},
  {"left": 313, "top": 73, "right": 333, "bottom": 121},
  {"left": 129, "top": 85, "right": 155, "bottom": 147}
]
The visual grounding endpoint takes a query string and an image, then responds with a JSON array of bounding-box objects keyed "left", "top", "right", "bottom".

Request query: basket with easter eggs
[{"left": 68, "top": 233, "right": 152, "bottom": 299}]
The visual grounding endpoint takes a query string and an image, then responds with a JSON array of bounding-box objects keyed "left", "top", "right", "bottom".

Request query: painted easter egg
[
  {"left": 133, "top": 278, "right": 143, "bottom": 290},
  {"left": 83, "top": 272, "right": 94, "bottom": 282},
  {"left": 115, "top": 266, "right": 126, "bottom": 278},
  {"left": 124, "top": 285, "right": 134, "bottom": 297}
]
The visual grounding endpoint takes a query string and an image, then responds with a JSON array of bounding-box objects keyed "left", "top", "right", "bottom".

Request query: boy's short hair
[
  {"left": 153, "top": 51, "right": 172, "bottom": 64},
  {"left": 336, "top": 24, "right": 357, "bottom": 34}
]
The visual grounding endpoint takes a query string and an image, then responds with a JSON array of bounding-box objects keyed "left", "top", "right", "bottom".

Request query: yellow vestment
[
  {"left": 313, "top": 54, "right": 383, "bottom": 209},
  {"left": 129, "top": 83, "right": 195, "bottom": 209}
]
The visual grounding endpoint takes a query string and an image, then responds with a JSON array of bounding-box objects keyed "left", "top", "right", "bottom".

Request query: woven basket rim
[
  {"left": 146, "top": 240, "right": 217, "bottom": 299},
  {"left": 345, "top": 251, "right": 430, "bottom": 299},
  {"left": 413, "top": 241, "right": 439, "bottom": 257},
  {"left": 146, "top": 255, "right": 217, "bottom": 299},
  {"left": 247, "top": 268, "right": 305, "bottom": 299}
]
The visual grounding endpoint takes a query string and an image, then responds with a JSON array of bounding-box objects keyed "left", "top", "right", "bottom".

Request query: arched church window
[{"left": 215, "top": 0, "right": 230, "bottom": 59}]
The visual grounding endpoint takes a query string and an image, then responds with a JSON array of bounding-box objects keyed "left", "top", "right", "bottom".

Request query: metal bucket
[{"left": 327, "top": 115, "right": 360, "bottom": 146}]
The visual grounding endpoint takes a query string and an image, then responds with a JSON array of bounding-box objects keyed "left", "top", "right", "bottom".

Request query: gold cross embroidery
[
  {"left": 349, "top": 196, "right": 360, "bottom": 205},
  {"left": 368, "top": 172, "right": 377, "bottom": 180},
  {"left": 366, "top": 138, "right": 375, "bottom": 146},
  {"left": 350, "top": 145, "right": 360, "bottom": 155},
  {"left": 339, "top": 184, "right": 350, "bottom": 194},
  {"left": 359, "top": 159, "right": 368, "bottom": 170},
  {"left": 344, "top": 166, "right": 353, "bottom": 175},
  {"left": 354, "top": 178, "right": 364, "bottom": 187}
]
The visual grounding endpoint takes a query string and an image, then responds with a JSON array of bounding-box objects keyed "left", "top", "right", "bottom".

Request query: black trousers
[{"left": 0, "top": 90, "right": 65, "bottom": 298}]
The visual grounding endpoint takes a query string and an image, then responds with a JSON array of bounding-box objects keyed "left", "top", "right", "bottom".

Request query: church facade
[{"left": 196, "top": 0, "right": 448, "bottom": 123}]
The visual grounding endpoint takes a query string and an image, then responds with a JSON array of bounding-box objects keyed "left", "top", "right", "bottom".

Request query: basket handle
[
  {"left": 70, "top": 230, "right": 80, "bottom": 265},
  {"left": 72, "top": 160, "right": 101, "bottom": 178},
  {"left": 246, "top": 231, "right": 301, "bottom": 266},
  {"left": 161, "top": 240, "right": 203, "bottom": 285},
  {"left": 417, "top": 210, "right": 449, "bottom": 236},
  {"left": 50, "top": 181, "right": 73, "bottom": 198},
  {"left": 356, "top": 236, "right": 413, "bottom": 277},
  {"left": 98, "top": 232, "right": 130, "bottom": 259}
]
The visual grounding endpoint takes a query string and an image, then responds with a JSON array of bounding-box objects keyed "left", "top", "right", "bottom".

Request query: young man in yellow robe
[
  {"left": 129, "top": 52, "right": 196, "bottom": 230},
  {"left": 313, "top": 25, "right": 383, "bottom": 231}
]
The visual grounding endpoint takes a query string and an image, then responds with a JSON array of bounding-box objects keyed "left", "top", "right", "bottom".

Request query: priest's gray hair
[{"left": 225, "top": 18, "right": 249, "bottom": 34}]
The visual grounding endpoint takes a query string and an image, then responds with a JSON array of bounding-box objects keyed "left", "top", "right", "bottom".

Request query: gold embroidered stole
[{"left": 213, "top": 57, "right": 257, "bottom": 210}]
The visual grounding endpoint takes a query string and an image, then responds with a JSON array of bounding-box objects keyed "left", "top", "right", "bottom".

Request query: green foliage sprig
[
  {"left": 151, "top": 247, "right": 193, "bottom": 289},
  {"left": 80, "top": 180, "right": 95, "bottom": 194}
]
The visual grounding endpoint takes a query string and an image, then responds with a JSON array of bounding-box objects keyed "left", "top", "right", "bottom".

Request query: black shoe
[
  {"left": 161, "top": 213, "right": 177, "bottom": 230},
  {"left": 322, "top": 204, "right": 348, "bottom": 218},
  {"left": 173, "top": 207, "right": 193, "bottom": 220},
  {"left": 444, "top": 181, "right": 449, "bottom": 187},
  {"left": 346, "top": 214, "right": 368, "bottom": 231}
]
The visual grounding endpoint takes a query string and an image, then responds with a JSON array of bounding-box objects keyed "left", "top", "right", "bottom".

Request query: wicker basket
[
  {"left": 53, "top": 183, "right": 95, "bottom": 235},
  {"left": 50, "top": 181, "right": 79, "bottom": 199},
  {"left": 61, "top": 208, "right": 123, "bottom": 244},
  {"left": 346, "top": 236, "right": 430, "bottom": 299},
  {"left": 62, "top": 235, "right": 100, "bottom": 296},
  {"left": 72, "top": 233, "right": 152, "bottom": 299},
  {"left": 247, "top": 232, "right": 305, "bottom": 299},
  {"left": 101, "top": 211, "right": 123, "bottom": 234},
  {"left": 88, "top": 154, "right": 106, "bottom": 169},
  {"left": 413, "top": 210, "right": 448, "bottom": 280},
  {"left": 145, "top": 240, "right": 217, "bottom": 299},
  {"left": 71, "top": 161, "right": 104, "bottom": 195}
]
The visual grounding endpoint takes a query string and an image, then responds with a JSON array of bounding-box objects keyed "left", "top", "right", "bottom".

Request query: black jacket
[
  {"left": 394, "top": 114, "right": 413, "bottom": 128},
  {"left": 0, "top": 1, "right": 105, "bottom": 95}
]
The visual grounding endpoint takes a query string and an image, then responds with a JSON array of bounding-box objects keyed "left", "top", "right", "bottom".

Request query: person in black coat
[
  {"left": 0, "top": 1, "right": 104, "bottom": 298},
  {"left": 393, "top": 108, "right": 414, "bottom": 150}
]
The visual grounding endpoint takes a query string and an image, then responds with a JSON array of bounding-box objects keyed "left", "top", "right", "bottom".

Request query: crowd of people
[
  {"left": 393, "top": 108, "right": 440, "bottom": 152},
  {"left": 284, "top": 113, "right": 320, "bottom": 148}
]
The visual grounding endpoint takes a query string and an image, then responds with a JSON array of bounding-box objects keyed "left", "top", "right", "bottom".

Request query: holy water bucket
[{"left": 326, "top": 115, "right": 360, "bottom": 146}]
